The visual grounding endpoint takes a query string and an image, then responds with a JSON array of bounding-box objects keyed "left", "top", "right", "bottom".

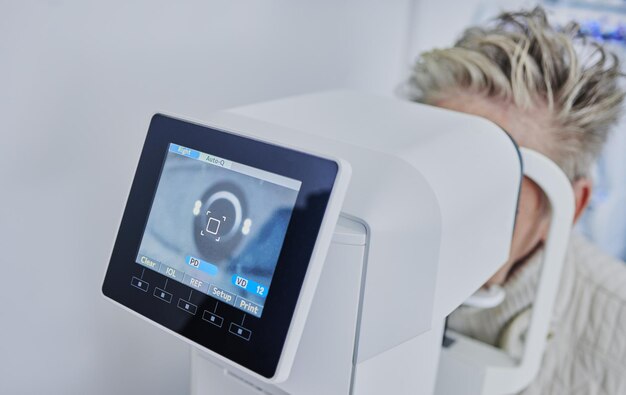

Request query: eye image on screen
[{"left": 136, "top": 143, "right": 301, "bottom": 318}]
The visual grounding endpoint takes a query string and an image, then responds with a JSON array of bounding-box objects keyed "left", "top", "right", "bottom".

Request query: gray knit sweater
[{"left": 448, "top": 234, "right": 626, "bottom": 394}]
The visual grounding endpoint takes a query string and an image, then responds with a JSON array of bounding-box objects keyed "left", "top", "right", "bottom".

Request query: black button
[
  {"left": 131, "top": 276, "right": 149, "bottom": 292},
  {"left": 153, "top": 287, "right": 172, "bottom": 303},
  {"left": 229, "top": 323, "right": 252, "bottom": 341},
  {"left": 202, "top": 311, "right": 224, "bottom": 328},
  {"left": 177, "top": 299, "right": 197, "bottom": 315}
]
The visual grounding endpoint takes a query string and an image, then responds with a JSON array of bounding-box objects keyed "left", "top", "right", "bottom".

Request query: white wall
[
  {"left": 408, "top": 0, "right": 535, "bottom": 57},
  {"left": 0, "top": 1, "right": 414, "bottom": 394}
]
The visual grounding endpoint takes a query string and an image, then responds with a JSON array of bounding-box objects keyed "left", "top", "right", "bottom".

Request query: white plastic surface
[
  {"left": 191, "top": 217, "right": 367, "bottom": 395},
  {"left": 191, "top": 90, "right": 522, "bottom": 394},
  {"left": 436, "top": 148, "right": 575, "bottom": 395},
  {"left": 204, "top": 97, "right": 443, "bottom": 365},
  {"left": 214, "top": 91, "right": 520, "bottom": 363},
  {"left": 464, "top": 285, "right": 506, "bottom": 309},
  {"left": 352, "top": 318, "right": 446, "bottom": 395}
]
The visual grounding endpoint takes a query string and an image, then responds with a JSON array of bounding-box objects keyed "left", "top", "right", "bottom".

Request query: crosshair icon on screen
[
  {"left": 206, "top": 216, "right": 221, "bottom": 235},
  {"left": 203, "top": 212, "right": 227, "bottom": 241},
  {"left": 201, "top": 211, "right": 227, "bottom": 241},
  {"left": 194, "top": 183, "right": 247, "bottom": 260}
]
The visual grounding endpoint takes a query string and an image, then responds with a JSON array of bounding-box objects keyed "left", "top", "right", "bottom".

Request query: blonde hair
[{"left": 406, "top": 7, "right": 624, "bottom": 180}]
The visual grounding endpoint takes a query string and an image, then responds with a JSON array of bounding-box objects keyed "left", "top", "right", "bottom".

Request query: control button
[
  {"left": 234, "top": 296, "right": 263, "bottom": 318},
  {"left": 158, "top": 264, "right": 185, "bottom": 281},
  {"left": 202, "top": 311, "right": 224, "bottom": 328},
  {"left": 131, "top": 276, "right": 149, "bottom": 292},
  {"left": 229, "top": 323, "right": 252, "bottom": 341},
  {"left": 154, "top": 287, "right": 172, "bottom": 303},
  {"left": 183, "top": 273, "right": 210, "bottom": 293},
  {"left": 178, "top": 299, "right": 197, "bottom": 315},
  {"left": 137, "top": 255, "right": 161, "bottom": 271},
  {"left": 208, "top": 284, "right": 236, "bottom": 306}
]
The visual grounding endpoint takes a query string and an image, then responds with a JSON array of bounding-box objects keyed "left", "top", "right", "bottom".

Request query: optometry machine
[{"left": 102, "top": 91, "right": 573, "bottom": 394}]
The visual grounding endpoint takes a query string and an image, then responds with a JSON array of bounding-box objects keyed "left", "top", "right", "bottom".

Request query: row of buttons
[
  {"left": 131, "top": 276, "right": 252, "bottom": 341},
  {"left": 137, "top": 256, "right": 264, "bottom": 318}
]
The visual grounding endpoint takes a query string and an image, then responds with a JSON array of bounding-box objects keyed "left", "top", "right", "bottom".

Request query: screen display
[
  {"left": 136, "top": 143, "right": 301, "bottom": 318},
  {"left": 103, "top": 114, "right": 341, "bottom": 378}
]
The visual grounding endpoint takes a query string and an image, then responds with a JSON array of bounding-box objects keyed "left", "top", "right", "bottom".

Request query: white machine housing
[
  {"left": 187, "top": 91, "right": 523, "bottom": 394},
  {"left": 435, "top": 148, "right": 574, "bottom": 395}
]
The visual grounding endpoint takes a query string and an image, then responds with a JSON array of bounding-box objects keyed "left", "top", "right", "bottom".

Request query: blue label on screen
[
  {"left": 232, "top": 275, "right": 268, "bottom": 298},
  {"left": 169, "top": 143, "right": 200, "bottom": 159},
  {"left": 186, "top": 255, "right": 218, "bottom": 276}
]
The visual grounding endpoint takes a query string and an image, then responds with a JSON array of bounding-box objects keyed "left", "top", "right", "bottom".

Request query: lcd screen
[{"left": 136, "top": 143, "right": 301, "bottom": 318}]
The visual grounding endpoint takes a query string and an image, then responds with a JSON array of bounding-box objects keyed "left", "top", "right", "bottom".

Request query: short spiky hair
[{"left": 407, "top": 7, "right": 624, "bottom": 180}]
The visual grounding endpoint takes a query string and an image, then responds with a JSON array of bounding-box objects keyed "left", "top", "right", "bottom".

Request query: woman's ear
[{"left": 571, "top": 177, "right": 593, "bottom": 224}]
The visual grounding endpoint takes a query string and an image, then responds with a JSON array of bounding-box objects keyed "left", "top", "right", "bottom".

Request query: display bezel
[{"left": 102, "top": 114, "right": 339, "bottom": 378}]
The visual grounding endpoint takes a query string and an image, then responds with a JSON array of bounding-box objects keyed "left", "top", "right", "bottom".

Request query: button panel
[
  {"left": 229, "top": 323, "right": 252, "bottom": 341},
  {"left": 207, "top": 284, "right": 236, "bottom": 306},
  {"left": 234, "top": 296, "right": 263, "bottom": 318},
  {"left": 131, "top": 276, "right": 149, "bottom": 292},
  {"left": 178, "top": 298, "right": 198, "bottom": 315},
  {"left": 130, "top": 271, "right": 257, "bottom": 340},
  {"left": 136, "top": 251, "right": 270, "bottom": 318},
  {"left": 183, "top": 273, "right": 209, "bottom": 294},
  {"left": 154, "top": 287, "right": 172, "bottom": 303},
  {"left": 202, "top": 311, "right": 224, "bottom": 328},
  {"left": 158, "top": 264, "right": 185, "bottom": 282}
]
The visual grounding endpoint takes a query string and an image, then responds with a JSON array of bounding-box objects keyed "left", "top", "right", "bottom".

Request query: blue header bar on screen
[
  {"left": 167, "top": 143, "right": 302, "bottom": 191},
  {"left": 169, "top": 143, "right": 200, "bottom": 159}
]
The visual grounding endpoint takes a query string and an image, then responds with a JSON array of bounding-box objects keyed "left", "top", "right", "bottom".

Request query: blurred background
[{"left": 1, "top": 1, "right": 624, "bottom": 394}]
